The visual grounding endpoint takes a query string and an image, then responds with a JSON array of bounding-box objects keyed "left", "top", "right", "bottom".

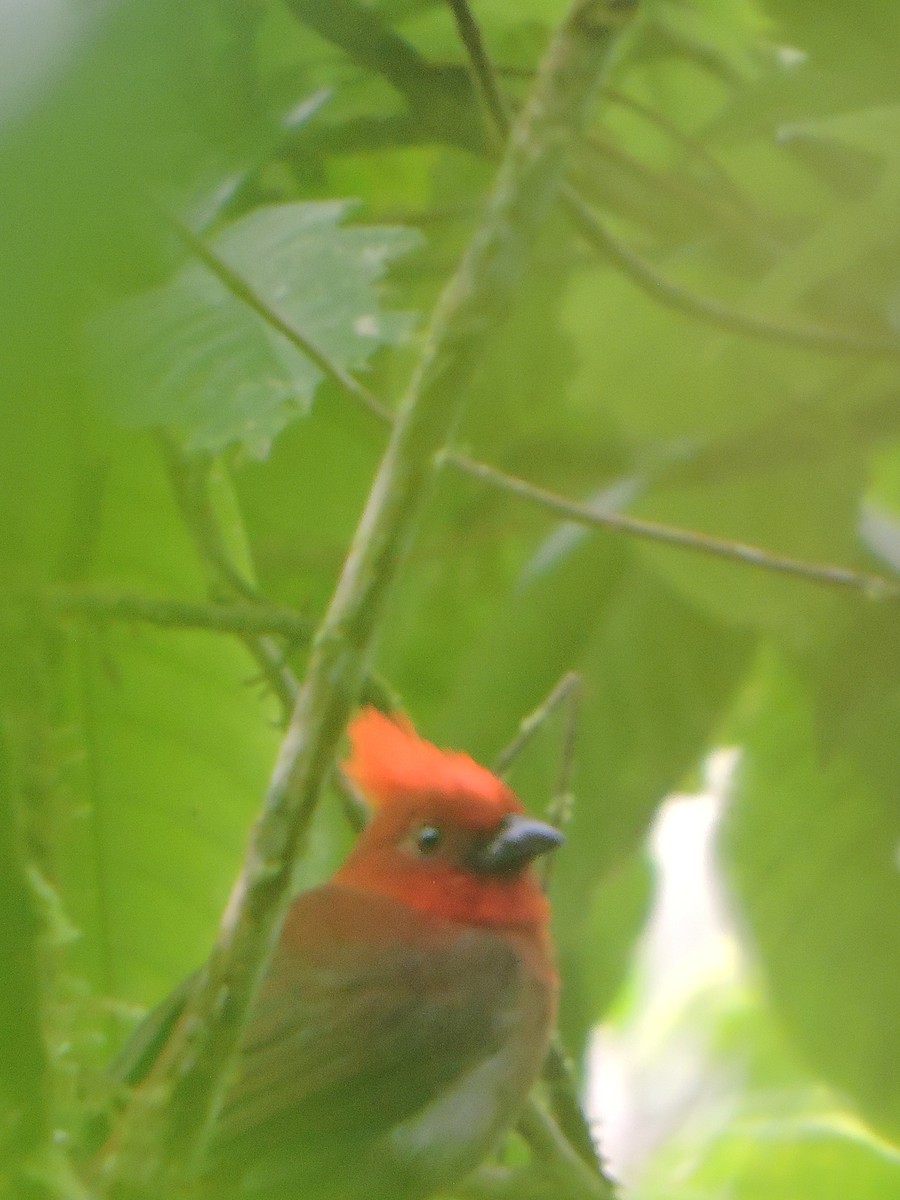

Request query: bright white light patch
[{"left": 586, "top": 748, "right": 743, "bottom": 1182}]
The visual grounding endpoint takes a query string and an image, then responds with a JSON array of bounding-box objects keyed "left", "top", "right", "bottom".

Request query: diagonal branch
[
  {"left": 97, "top": 4, "right": 636, "bottom": 1195},
  {"left": 449, "top": 456, "right": 900, "bottom": 600}
]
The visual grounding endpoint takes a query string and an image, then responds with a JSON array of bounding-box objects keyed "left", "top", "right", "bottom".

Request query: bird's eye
[{"left": 415, "top": 825, "right": 443, "bottom": 854}]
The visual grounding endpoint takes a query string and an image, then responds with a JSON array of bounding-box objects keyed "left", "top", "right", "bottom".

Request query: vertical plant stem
[
  {"left": 0, "top": 634, "right": 51, "bottom": 1193},
  {"left": 161, "top": 441, "right": 299, "bottom": 720},
  {"left": 520, "top": 1098, "right": 616, "bottom": 1199},
  {"left": 493, "top": 671, "right": 582, "bottom": 776},
  {"left": 446, "top": 0, "right": 510, "bottom": 144},
  {"left": 98, "top": 3, "right": 637, "bottom": 1195}
]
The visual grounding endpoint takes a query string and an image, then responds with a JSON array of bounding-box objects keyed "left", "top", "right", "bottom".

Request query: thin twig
[
  {"left": 562, "top": 186, "right": 900, "bottom": 358},
  {"left": 543, "top": 1035, "right": 609, "bottom": 1173},
  {"left": 99, "top": 6, "right": 635, "bottom": 1195},
  {"left": 548, "top": 679, "right": 580, "bottom": 833},
  {"left": 161, "top": 442, "right": 301, "bottom": 719},
  {"left": 519, "top": 1099, "right": 617, "bottom": 1200},
  {"left": 53, "top": 577, "right": 397, "bottom": 822},
  {"left": 493, "top": 671, "right": 583, "bottom": 776},
  {"left": 46, "top": 588, "right": 398, "bottom": 713},
  {"left": 601, "top": 86, "right": 756, "bottom": 213},
  {"left": 491, "top": 681, "right": 606, "bottom": 1187},
  {"left": 49, "top": 589, "right": 313, "bottom": 641},
  {"left": 491, "top": 670, "right": 581, "bottom": 890},
  {"left": 445, "top": 0, "right": 510, "bottom": 142},
  {"left": 450, "top": 455, "right": 900, "bottom": 600},
  {"left": 160, "top": 439, "right": 262, "bottom": 603},
  {"left": 489, "top": 677, "right": 604, "bottom": 1175},
  {"left": 163, "top": 211, "right": 393, "bottom": 425},
  {"left": 157, "top": 211, "right": 392, "bottom": 429},
  {"left": 580, "top": 128, "right": 764, "bottom": 249}
]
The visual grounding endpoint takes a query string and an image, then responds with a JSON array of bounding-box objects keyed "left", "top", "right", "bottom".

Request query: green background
[{"left": 1, "top": 0, "right": 899, "bottom": 1196}]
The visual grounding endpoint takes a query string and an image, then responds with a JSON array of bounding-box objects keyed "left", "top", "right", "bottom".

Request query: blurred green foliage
[
  {"left": 624, "top": 984, "right": 900, "bottom": 1200},
  {"left": 1, "top": 0, "right": 899, "bottom": 1196}
]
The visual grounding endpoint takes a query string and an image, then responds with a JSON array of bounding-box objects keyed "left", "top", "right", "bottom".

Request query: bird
[{"left": 112, "top": 706, "right": 563, "bottom": 1200}]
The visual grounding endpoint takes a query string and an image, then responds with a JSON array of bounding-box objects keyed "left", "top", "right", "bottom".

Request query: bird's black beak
[{"left": 471, "top": 814, "right": 564, "bottom": 875}]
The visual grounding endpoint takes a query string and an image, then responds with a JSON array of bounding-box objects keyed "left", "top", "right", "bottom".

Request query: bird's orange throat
[{"left": 335, "top": 853, "right": 551, "bottom": 930}]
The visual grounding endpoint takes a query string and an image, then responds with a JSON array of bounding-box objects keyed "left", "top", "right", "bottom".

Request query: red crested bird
[{"left": 112, "top": 707, "right": 563, "bottom": 1200}]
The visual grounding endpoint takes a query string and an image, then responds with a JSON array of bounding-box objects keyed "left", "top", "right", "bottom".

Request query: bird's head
[{"left": 335, "top": 708, "right": 563, "bottom": 929}]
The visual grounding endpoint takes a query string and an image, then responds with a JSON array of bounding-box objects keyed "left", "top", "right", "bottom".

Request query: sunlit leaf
[{"left": 92, "top": 202, "right": 420, "bottom": 455}]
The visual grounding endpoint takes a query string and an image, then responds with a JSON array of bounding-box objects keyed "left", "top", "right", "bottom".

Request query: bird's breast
[
  {"left": 210, "top": 886, "right": 557, "bottom": 1200},
  {"left": 373, "top": 925, "right": 556, "bottom": 1196}
]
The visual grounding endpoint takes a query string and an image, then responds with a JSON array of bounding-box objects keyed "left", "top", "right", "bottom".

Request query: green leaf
[
  {"left": 92, "top": 201, "right": 420, "bottom": 456},
  {"left": 563, "top": 849, "right": 653, "bottom": 1046},
  {"left": 623, "top": 984, "right": 900, "bottom": 1200},
  {"left": 639, "top": 1114, "right": 900, "bottom": 1200},
  {"left": 234, "top": 390, "right": 384, "bottom": 614},
  {"left": 720, "top": 652, "right": 900, "bottom": 1141},
  {"left": 57, "top": 436, "right": 282, "bottom": 1008}
]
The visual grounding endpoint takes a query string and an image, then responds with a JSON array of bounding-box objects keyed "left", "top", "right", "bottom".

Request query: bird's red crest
[{"left": 344, "top": 707, "right": 518, "bottom": 819}]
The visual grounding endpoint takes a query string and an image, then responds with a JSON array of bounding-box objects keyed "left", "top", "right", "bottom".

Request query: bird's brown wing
[{"left": 208, "top": 886, "right": 526, "bottom": 1192}]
